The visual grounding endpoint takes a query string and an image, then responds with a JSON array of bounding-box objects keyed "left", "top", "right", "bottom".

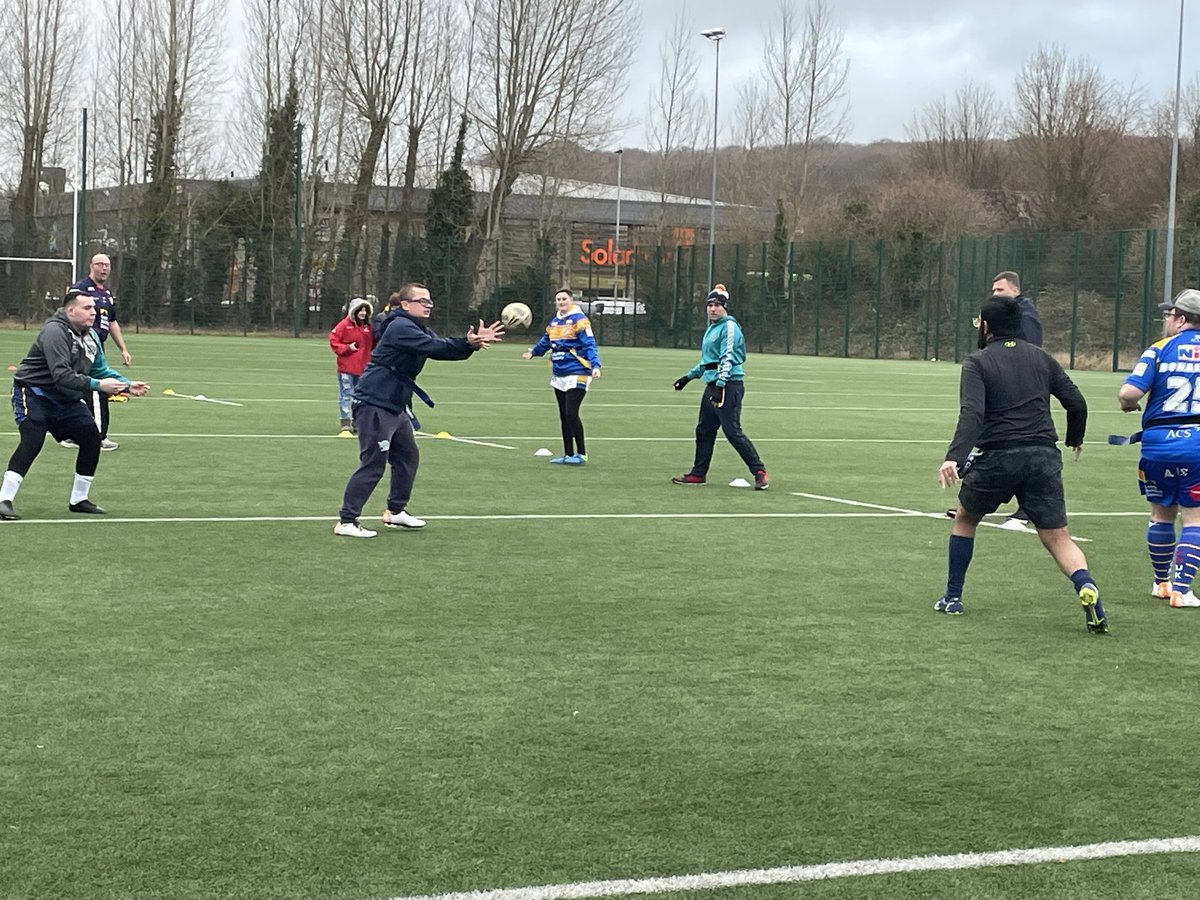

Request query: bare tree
[
  {"left": 732, "top": 78, "right": 771, "bottom": 153},
  {"left": 1012, "top": 43, "right": 1142, "bottom": 229},
  {"left": 323, "top": 0, "right": 415, "bottom": 297},
  {"left": 468, "top": 0, "right": 640, "bottom": 304},
  {"left": 0, "top": 0, "right": 77, "bottom": 255},
  {"left": 234, "top": 0, "right": 315, "bottom": 174},
  {"left": 395, "top": 0, "right": 459, "bottom": 238},
  {"left": 758, "top": 0, "right": 849, "bottom": 232},
  {"left": 644, "top": 11, "right": 708, "bottom": 231},
  {"left": 906, "top": 82, "right": 1004, "bottom": 190}
]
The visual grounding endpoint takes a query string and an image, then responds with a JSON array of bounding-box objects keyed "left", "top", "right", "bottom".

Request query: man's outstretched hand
[{"left": 468, "top": 320, "right": 505, "bottom": 349}]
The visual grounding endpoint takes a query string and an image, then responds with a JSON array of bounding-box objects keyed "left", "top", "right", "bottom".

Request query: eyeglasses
[
  {"left": 1164, "top": 310, "right": 1181, "bottom": 319},
  {"left": 405, "top": 297, "right": 434, "bottom": 308}
]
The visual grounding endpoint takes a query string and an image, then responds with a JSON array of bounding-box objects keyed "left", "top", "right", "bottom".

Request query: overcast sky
[
  {"left": 216, "top": 1, "right": 1198, "bottom": 153},
  {"left": 617, "top": 0, "right": 1197, "bottom": 147}
]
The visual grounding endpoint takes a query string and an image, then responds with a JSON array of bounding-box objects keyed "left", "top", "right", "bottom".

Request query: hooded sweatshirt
[
  {"left": 330, "top": 297, "right": 375, "bottom": 376},
  {"left": 13, "top": 310, "right": 128, "bottom": 402}
]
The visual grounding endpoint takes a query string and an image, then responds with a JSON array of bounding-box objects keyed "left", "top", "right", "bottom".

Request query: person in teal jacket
[
  {"left": 670, "top": 284, "right": 769, "bottom": 490},
  {"left": 1, "top": 288, "right": 148, "bottom": 519}
]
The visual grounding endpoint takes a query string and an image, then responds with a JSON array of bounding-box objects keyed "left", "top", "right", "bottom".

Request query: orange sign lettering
[{"left": 580, "top": 239, "right": 633, "bottom": 267}]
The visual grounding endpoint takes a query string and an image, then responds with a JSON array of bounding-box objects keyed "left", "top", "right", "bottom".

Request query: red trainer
[
  {"left": 753, "top": 469, "right": 769, "bottom": 491},
  {"left": 671, "top": 473, "right": 706, "bottom": 485}
]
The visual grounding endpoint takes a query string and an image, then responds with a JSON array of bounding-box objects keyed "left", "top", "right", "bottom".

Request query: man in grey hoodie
[{"left": 0, "top": 288, "right": 148, "bottom": 520}]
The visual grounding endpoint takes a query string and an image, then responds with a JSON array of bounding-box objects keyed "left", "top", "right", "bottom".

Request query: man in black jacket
[
  {"left": 991, "top": 270, "right": 1043, "bottom": 529},
  {"left": 334, "top": 283, "right": 504, "bottom": 538},
  {"left": 935, "top": 296, "right": 1107, "bottom": 633},
  {"left": 947, "top": 270, "right": 1046, "bottom": 525}
]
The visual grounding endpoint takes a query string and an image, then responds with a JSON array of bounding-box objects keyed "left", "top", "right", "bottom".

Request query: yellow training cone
[
  {"left": 162, "top": 388, "right": 176, "bottom": 395},
  {"left": 436, "top": 431, "right": 451, "bottom": 439}
]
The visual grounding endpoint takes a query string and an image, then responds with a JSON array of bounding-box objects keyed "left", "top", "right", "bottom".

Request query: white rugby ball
[{"left": 501, "top": 302, "right": 533, "bottom": 330}]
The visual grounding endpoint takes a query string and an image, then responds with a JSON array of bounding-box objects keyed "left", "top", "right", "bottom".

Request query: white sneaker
[
  {"left": 382, "top": 509, "right": 426, "bottom": 529},
  {"left": 333, "top": 520, "right": 377, "bottom": 538},
  {"left": 60, "top": 439, "right": 78, "bottom": 449},
  {"left": 100, "top": 438, "right": 119, "bottom": 451},
  {"left": 1169, "top": 590, "right": 1200, "bottom": 608},
  {"left": 1152, "top": 581, "right": 1173, "bottom": 599},
  {"left": 999, "top": 517, "right": 1030, "bottom": 531}
]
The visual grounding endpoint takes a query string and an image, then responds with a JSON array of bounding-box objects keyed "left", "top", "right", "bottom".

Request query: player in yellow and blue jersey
[
  {"left": 1119, "top": 288, "right": 1200, "bottom": 607},
  {"left": 522, "top": 288, "right": 602, "bottom": 465}
]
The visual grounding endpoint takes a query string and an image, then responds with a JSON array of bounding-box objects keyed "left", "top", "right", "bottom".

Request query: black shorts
[
  {"left": 11, "top": 383, "right": 96, "bottom": 441},
  {"left": 958, "top": 445, "right": 1067, "bottom": 529}
]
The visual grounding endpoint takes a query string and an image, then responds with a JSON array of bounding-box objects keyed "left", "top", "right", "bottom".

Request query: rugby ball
[{"left": 501, "top": 302, "right": 533, "bottom": 330}]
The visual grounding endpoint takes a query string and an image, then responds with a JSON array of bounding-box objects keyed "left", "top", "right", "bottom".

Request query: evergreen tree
[
  {"left": 253, "top": 78, "right": 300, "bottom": 325},
  {"left": 422, "top": 114, "right": 476, "bottom": 323},
  {"left": 135, "top": 83, "right": 182, "bottom": 322}
]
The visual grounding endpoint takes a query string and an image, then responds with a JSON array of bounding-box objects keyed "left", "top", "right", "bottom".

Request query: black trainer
[
  {"left": 69, "top": 499, "right": 107, "bottom": 515},
  {"left": 0, "top": 499, "right": 19, "bottom": 520}
]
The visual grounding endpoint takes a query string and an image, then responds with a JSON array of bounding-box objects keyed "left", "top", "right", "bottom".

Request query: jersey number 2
[{"left": 1164, "top": 375, "right": 1200, "bottom": 413}]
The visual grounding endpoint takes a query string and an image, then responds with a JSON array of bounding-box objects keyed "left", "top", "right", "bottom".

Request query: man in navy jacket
[{"left": 334, "top": 283, "right": 504, "bottom": 538}]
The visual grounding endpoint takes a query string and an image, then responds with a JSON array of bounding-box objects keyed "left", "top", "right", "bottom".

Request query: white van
[{"left": 580, "top": 296, "right": 647, "bottom": 316}]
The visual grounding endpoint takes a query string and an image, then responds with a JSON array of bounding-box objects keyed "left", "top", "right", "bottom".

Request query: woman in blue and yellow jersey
[{"left": 522, "top": 288, "right": 602, "bottom": 465}]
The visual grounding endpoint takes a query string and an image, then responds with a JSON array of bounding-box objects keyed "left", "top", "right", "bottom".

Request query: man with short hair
[
  {"left": 936, "top": 295, "right": 1105, "bottom": 633},
  {"left": 948, "top": 270, "right": 1046, "bottom": 527},
  {"left": 670, "top": 284, "right": 769, "bottom": 490},
  {"left": 66, "top": 253, "right": 132, "bottom": 452},
  {"left": 1, "top": 288, "right": 148, "bottom": 520},
  {"left": 1118, "top": 288, "right": 1200, "bottom": 607},
  {"left": 334, "top": 283, "right": 504, "bottom": 538},
  {"left": 991, "top": 270, "right": 1043, "bottom": 348}
]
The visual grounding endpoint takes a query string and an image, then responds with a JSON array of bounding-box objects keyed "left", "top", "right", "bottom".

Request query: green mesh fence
[{"left": 1, "top": 187, "right": 1193, "bottom": 373}]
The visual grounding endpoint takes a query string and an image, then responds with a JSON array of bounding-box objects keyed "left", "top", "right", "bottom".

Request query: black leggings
[
  {"left": 554, "top": 388, "right": 588, "bottom": 457},
  {"left": 8, "top": 418, "right": 101, "bottom": 478}
]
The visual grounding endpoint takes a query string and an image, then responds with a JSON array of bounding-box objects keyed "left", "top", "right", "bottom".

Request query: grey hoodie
[{"left": 13, "top": 311, "right": 109, "bottom": 402}]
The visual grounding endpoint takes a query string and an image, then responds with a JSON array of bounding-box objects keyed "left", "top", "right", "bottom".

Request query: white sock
[
  {"left": 0, "top": 470, "right": 22, "bottom": 503},
  {"left": 70, "top": 474, "right": 95, "bottom": 505}
]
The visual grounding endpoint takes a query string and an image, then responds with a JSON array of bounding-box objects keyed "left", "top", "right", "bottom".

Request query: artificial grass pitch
[{"left": 2, "top": 329, "right": 1199, "bottom": 899}]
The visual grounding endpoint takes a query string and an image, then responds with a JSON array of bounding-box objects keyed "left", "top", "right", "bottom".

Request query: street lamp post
[
  {"left": 614, "top": 148, "right": 623, "bottom": 300},
  {"left": 1164, "top": 0, "right": 1186, "bottom": 305},
  {"left": 701, "top": 27, "right": 725, "bottom": 289}
]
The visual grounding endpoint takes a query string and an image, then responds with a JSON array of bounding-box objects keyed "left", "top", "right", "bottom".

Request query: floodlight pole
[
  {"left": 702, "top": 28, "right": 725, "bottom": 289},
  {"left": 1164, "top": 0, "right": 1186, "bottom": 305},
  {"left": 614, "top": 148, "right": 623, "bottom": 300}
]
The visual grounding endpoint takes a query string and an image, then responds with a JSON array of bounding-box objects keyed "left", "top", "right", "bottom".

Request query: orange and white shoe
[
  {"left": 1169, "top": 590, "right": 1200, "bottom": 608},
  {"left": 1152, "top": 581, "right": 1173, "bottom": 600}
]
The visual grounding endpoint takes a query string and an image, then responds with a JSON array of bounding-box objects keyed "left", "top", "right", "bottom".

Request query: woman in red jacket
[{"left": 329, "top": 296, "right": 375, "bottom": 435}]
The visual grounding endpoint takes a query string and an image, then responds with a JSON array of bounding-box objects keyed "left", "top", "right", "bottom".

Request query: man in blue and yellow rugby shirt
[
  {"left": 1119, "top": 288, "right": 1200, "bottom": 608},
  {"left": 522, "top": 288, "right": 602, "bottom": 465},
  {"left": 1, "top": 288, "right": 148, "bottom": 520},
  {"left": 671, "top": 284, "right": 768, "bottom": 490}
]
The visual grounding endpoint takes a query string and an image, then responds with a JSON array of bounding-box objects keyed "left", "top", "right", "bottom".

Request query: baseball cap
[
  {"left": 1159, "top": 289, "right": 1200, "bottom": 316},
  {"left": 706, "top": 284, "right": 730, "bottom": 307}
]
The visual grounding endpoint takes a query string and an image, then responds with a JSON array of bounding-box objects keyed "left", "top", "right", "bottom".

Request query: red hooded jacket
[{"left": 330, "top": 297, "right": 375, "bottom": 376}]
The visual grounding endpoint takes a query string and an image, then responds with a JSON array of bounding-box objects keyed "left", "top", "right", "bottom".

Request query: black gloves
[
  {"left": 709, "top": 385, "right": 725, "bottom": 408},
  {"left": 673, "top": 376, "right": 691, "bottom": 391}
]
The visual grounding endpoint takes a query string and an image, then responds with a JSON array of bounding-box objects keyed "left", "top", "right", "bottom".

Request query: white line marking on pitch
[
  {"left": 0, "top": 512, "right": 922, "bottom": 526},
  {"left": 793, "top": 491, "right": 1094, "bottom": 541},
  {"left": 379, "top": 836, "right": 1200, "bottom": 900}
]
